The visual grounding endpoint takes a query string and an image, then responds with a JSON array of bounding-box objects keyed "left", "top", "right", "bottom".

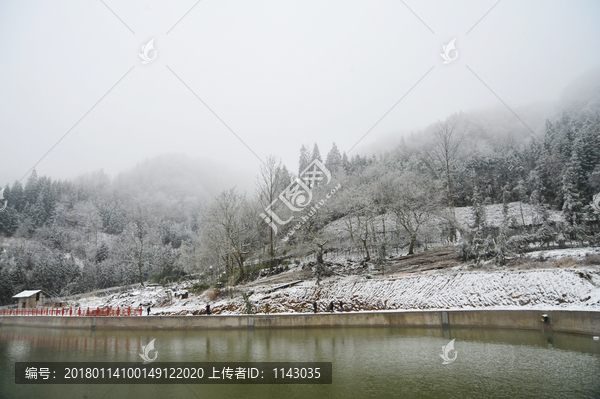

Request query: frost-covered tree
[
  {"left": 73, "top": 201, "right": 102, "bottom": 247},
  {"left": 311, "top": 143, "right": 322, "bottom": 162},
  {"left": 389, "top": 171, "right": 441, "bottom": 255},
  {"left": 424, "top": 117, "right": 465, "bottom": 241},
  {"left": 298, "top": 144, "right": 311, "bottom": 174},
  {"left": 95, "top": 242, "right": 109, "bottom": 263},
  {"left": 23, "top": 169, "right": 39, "bottom": 206},
  {"left": 278, "top": 164, "right": 292, "bottom": 188},
  {"left": 339, "top": 183, "right": 374, "bottom": 260},
  {"left": 256, "top": 155, "right": 285, "bottom": 269},
  {"left": 341, "top": 152, "right": 350, "bottom": 172},
  {"left": 0, "top": 266, "right": 13, "bottom": 305},
  {"left": 98, "top": 199, "right": 128, "bottom": 235},
  {"left": 201, "top": 188, "right": 256, "bottom": 281},
  {"left": 119, "top": 206, "right": 159, "bottom": 287},
  {"left": 325, "top": 142, "right": 342, "bottom": 173},
  {"left": 562, "top": 154, "right": 584, "bottom": 227},
  {"left": 471, "top": 185, "right": 487, "bottom": 234},
  {"left": 514, "top": 179, "right": 528, "bottom": 227}
]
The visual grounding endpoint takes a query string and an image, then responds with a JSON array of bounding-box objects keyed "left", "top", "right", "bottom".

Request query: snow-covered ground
[
  {"left": 71, "top": 248, "right": 600, "bottom": 316},
  {"left": 454, "top": 201, "right": 563, "bottom": 229},
  {"left": 523, "top": 247, "right": 600, "bottom": 260},
  {"left": 206, "top": 267, "right": 600, "bottom": 314},
  {"left": 322, "top": 201, "right": 563, "bottom": 250}
]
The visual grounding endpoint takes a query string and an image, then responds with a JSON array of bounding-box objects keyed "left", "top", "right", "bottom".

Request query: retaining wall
[{"left": 1, "top": 310, "right": 599, "bottom": 336}]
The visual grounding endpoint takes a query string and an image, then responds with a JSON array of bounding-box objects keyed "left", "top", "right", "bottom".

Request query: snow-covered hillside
[
  {"left": 454, "top": 201, "right": 563, "bottom": 229},
  {"left": 72, "top": 263, "right": 600, "bottom": 316},
  {"left": 322, "top": 201, "right": 564, "bottom": 247}
]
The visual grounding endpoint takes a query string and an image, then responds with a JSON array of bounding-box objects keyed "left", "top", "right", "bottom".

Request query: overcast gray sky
[{"left": 1, "top": 0, "right": 599, "bottom": 187}]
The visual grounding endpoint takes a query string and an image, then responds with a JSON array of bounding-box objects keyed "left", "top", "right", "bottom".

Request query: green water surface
[{"left": 1, "top": 324, "right": 599, "bottom": 398}]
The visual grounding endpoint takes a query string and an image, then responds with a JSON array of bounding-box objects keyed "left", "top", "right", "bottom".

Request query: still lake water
[{"left": 1, "top": 324, "right": 599, "bottom": 399}]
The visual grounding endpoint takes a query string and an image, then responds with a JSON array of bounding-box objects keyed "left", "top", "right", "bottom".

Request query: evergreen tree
[
  {"left": 2, "top": 185, "right": 9, "bottom": 209},
  {"left": 568, "top": 139, "right": 585, "bottom": 192},
  {"left": 562, "top": 153, "right": 584, "bottom": 226},
  {"left": 298, "top": 145, "right": 311, "bottom": 174},
  {"left": 98, "top": 199, "right": 127, "bottom": 235},
  {"left": 497, "top": 184, "right": 517, "bottom": 264},
  {"left": 471, "top": 185, "right": 486, "bottom": 233},
  {"left": 31, "top": 177, "right": 55, "bottom": 227},
  {"left": 23, "top": 169, "right": 39, "bottom": 206},
  {"left": 341, "top": 152, "right": 350, "bottom": 172},
  {"left": 561, "top": 154, "right": 589, "bottom": 246},
  {"left": 496, "top": 217, "right": 511, "bottom": 264},
  {"left": 0, "top": 206, "right": 20, "bottom": 236},
  {"left": 325, "top": 142, "right": 342, "bottom": 173},
  {"left": 375, "top": 242, "right": 388, "bottom": 275},
  {"left": 502, "top": 184, "right": 510, "bottom": 218},
  {"left": 9, "top": 263, "right": 27, "bottom": 294},
  {"left": 9, "top": 181, "right": 24, "bottom": 212},
  {"left": 311, "top": 143, "right": 322, "bottom": 162},
  {"left": 0, "top": 266, "right": 14, "bottom": 305},
  {"left": 514, "top": 179, "right": 528, "bottom": 227},
  {"left": 278, "top": 165, "right": 292, "bottom": 190},
  {"left": 95, "top": 242, "right": 109, "bottom": 263}
]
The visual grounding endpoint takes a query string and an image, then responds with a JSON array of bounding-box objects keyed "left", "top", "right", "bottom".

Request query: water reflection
[{"left": 1, "top": 325, "right": 599, "bottom": 399}]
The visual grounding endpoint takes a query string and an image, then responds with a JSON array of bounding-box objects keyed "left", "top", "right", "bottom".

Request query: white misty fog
[{"left": 0, "top": 0, "right": 599, "bottom": 187}]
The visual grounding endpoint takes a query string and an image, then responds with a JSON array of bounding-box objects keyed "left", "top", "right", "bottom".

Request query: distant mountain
[
  {"left": 355, "top": 66, "right": 600, "bottom": 158},
  {"left": 558, "top": 66, "right": 600, "bottom": 115},
  {"left": 114, "top": 153, "right": 255, "bottom": 202}
]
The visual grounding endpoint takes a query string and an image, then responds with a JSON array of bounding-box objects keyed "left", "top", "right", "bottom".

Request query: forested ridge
[{"left": 1, "top": 80, "right": 599, "bottom": 306}]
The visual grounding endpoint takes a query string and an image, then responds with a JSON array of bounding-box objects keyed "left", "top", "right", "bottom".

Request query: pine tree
[
  {"left": 95, "top": 242, "right": 109, "bottom": 263},
  {"left": 569, "top": 139, "right": 585, "bottom": 191},
  {"left": 502, "top": 184, "right": 510, "bottom": 218},
  {"left": 2, "top": 185, "right": 9, "bottom": 208},
  {"left": 23, "top": 169, "right": 39, "bottom": 207},
  {"left": 496, "top": 218, "right": 510, "bottom": 264},
  {"left": 375, "top": 242, "right": 388, "bottom": 275},
  {"left": 311, "top": 143, "right": 322, "bottom": 162},
  {"left": 514, "top": 179, "right": 528, "bottom": 227},
  {"left": 9, "top": 181, "right": 24, "bottom": 212},
  {"left": 562, "top": 153, "right": 584, "bottom": 226},
  {"left": 341, "top": 152, "right": 350, "bottom": 172},
  {"left": 30, "top": 177, "right": 55, "bottom": 227},
  {"left": 0, "top": 206, "right": 20, "bottom": 236},
  {"left": 561, "top": 149, "right": 587, "bottom": 245},
  {"left": 325, "top": 142, "right": 342, "bottom": 173},
  {"left": 0, "top": 266, "right": 14, "bottom": 305},
  {"left": 471, "top": 185, "right": 486, "bottom": 233},
  {"left": 298, "top": 145, "right": 311, "bottom": 174},
  {"left": 9, "top": 264, "right": 27, "bottom": 293},
  {"left": 278, "top": 165, "right": 292, "bottom": 190},
  {"left": 497, "top": 185, "right": 516, "bottom": 264}
]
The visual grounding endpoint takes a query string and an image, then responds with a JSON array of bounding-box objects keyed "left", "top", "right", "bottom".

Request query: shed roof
[{"left": 12, "top": 290, "right": 46, "bottom": 298}]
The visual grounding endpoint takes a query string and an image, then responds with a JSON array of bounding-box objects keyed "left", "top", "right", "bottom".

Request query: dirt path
[{"left": 386, "top": 246, "right": 462, "bottom": 274}]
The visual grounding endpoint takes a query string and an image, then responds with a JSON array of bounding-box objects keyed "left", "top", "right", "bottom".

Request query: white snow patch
[
  {"left": 70, "top": 268, "right": 600, "bottom": 315},
  {"left": 524, "top": 247, "right": 600, "bottom": 260}
]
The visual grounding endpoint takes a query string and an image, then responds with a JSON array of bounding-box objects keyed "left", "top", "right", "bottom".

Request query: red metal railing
[{"left": 0, "top": 306, "right": 143, "bottom": 316}]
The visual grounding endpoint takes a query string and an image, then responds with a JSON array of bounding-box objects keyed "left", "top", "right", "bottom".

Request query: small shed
[{"left": 13, "top": 290, "right": 49, "bottom": 309}]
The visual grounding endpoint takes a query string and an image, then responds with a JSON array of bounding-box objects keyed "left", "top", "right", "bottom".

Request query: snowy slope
[
  {"left": 72, "top": 267, "right": 600, "bottom": 315},
  {"left": 454, "top": 201, "right": 563, "bottom": 229},
  {"left": 322, "top": 201, "right": 563, "bottom": 246}
]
